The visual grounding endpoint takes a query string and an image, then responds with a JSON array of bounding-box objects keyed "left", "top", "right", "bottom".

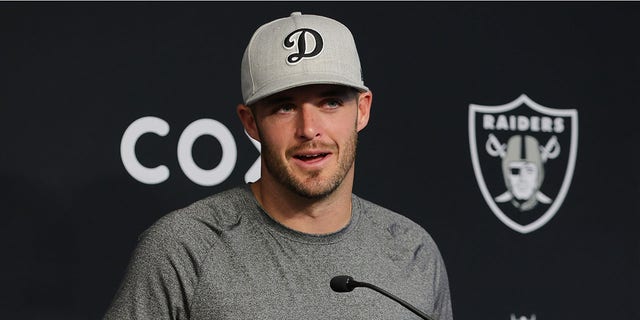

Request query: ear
[
  {"left": 356, "top": 91, "right": 372, "bottom": 132},
  {"left": 237, "top": 104, "right": 261, "bottom": 142}
]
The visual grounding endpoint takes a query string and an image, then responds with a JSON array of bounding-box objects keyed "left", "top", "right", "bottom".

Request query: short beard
[{"left": 260, "top": 131, "right": 358, "bottom": 199}]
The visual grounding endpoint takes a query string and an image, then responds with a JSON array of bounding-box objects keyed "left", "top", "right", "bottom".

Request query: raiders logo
[{"left": 468, "top": 94, "right": 578, "bottom": 233}]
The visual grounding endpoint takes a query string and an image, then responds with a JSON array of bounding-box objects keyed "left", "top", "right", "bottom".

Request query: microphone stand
[
  {"left": 357, "top": 281, "right": 434, "bottom": 320},
  {"left": 331, "top": 276, "right": 434, "bottom": 320}
]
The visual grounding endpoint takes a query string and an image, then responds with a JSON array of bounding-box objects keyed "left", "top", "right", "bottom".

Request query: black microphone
[{"left": 330, "top": 275, "right": 435, "bottom": 320}]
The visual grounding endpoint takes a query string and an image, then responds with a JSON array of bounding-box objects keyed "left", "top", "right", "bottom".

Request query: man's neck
[{"left": 249, "top": 178, "right": 353, "bottom": 235}]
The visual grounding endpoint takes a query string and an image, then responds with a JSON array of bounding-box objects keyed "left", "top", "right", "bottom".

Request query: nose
[{"left": 296, "top": 105, "right": 320, "bottom": 140}]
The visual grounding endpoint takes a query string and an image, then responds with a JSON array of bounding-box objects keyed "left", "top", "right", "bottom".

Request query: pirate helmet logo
[{"left": 469, "top": 95, "right": 578, "bottom": 233}]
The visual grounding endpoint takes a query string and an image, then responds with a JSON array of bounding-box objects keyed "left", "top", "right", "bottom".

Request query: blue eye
[
  {"left": 326, "top": 99, "right": 343, "bottom": 108},
  {"left": 278, "top": 104, "right": 295, "bottom": 113}
]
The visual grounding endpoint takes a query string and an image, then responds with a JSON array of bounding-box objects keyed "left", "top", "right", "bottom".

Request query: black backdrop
[{"left": 1, "top": 2, "right": 639, "bottom": 319}]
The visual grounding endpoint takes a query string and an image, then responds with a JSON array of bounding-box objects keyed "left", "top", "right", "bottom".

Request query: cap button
[{"left": 290, "top": 12, "right": 302, "bottom": 17}]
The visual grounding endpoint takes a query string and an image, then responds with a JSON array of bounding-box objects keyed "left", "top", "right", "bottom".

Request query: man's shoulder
[
  {"left": 354, "top": 195, "right": 426, "bottom": 231},
  {"left": 353, "top": 194, "right": 437, "bottom": 247},
  {"left": 170, "top": 186, "right": 253, "bottom": 223},
  {"left": 139, "top": 186, "right": 254, "bottom": 249},
  {"left": 353, "top": 195, "right": 447, "bottom": 280}
]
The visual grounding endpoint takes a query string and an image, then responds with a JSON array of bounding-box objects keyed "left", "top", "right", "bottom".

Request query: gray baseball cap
[{"left": 241, "top": 12, "right": 368, "bottom": 105}]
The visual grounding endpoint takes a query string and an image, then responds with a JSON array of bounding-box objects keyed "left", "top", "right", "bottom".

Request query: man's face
[
  {"left": 246, "top": 84, "right": 371, "bottom": 199},
  {"left": 507, "top": 161, "right": 539, "bottom": 200}
]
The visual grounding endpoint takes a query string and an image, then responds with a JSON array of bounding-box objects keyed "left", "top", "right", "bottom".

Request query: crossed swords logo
[
  {"left": 469, "top": 94, "right": 578, "bottom": 233},
  {"left": 486, "top": 133, "right": 561, "bottom": 211}
]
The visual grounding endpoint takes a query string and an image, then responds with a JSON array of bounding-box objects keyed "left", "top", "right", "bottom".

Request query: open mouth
[{"left": 294, "top": 153, "right": 329, "bottom": 161}]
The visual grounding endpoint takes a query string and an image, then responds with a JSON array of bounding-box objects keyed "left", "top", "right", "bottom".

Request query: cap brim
[{"left": 245, "top": 73, "right": 368, "bottom": 105}]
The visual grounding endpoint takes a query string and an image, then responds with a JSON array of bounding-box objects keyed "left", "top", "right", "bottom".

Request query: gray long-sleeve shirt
[{"left": 104, "top": 186, "right": 453, "bottom": 319}]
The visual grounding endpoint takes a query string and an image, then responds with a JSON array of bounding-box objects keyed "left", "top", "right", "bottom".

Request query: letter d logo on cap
[{"left": 284, "top": 28, "right": 324, "bottom": 65}]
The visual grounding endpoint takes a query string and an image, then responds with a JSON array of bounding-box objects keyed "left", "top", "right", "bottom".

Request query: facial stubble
[{"left": 259, "top": 129, "right": 358, "bottom": 199}]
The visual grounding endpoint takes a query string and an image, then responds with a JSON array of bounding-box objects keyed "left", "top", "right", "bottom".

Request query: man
[{"left": 104, "top": 12, "right": 453, "bottom": 320}]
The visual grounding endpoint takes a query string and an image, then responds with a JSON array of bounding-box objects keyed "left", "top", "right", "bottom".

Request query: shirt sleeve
[
  {"left": 103, "top": 216, "right": 202, "bottom": 320},
  {"left": 430, "top": 239, "right": 454, "bottom": 320}
]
